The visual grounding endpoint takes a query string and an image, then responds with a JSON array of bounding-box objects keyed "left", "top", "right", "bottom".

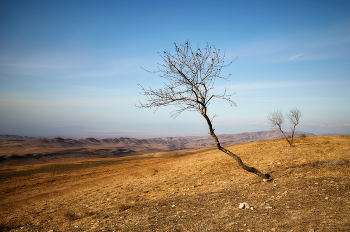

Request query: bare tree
[
  {"left": 286, "top": 108, "right": 302, "bottom": 145},
  {"left": 267, "top": 109, "right": 288, "bottom": 143},
  {"left": 267, "top": 108, "right": 302, "bottom": 146},
  {"left": 137, "top": 41, "right": 270, "bottom": 179}
]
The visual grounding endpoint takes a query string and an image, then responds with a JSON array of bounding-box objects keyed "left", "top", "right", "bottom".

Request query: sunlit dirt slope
[{"left": 0, "top": 135, "right": 349, "bottom": 231}]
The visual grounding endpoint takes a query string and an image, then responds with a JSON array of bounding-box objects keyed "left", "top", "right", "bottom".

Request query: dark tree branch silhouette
[{"left": 137, "top": 41, "right": 270, "bottom": 179}]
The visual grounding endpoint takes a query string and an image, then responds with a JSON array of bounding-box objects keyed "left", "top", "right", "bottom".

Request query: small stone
[
  {"left": 309, "top": 229, "right": 315, "bottom": 232},
  {"left": 325, "top": 197, "right": 329, "bottom": 200},
  {"left": 227, "top": 222, "right": 235, "bottom": 227},
  {"left": 239, "top": 202, "right": 250, "bottom": 209},
  {"left": 171, "top": 204, "right": 176, "bottom": 207},
  {"left": 250, "top": 206, "right": 254, "bottom": 210}
]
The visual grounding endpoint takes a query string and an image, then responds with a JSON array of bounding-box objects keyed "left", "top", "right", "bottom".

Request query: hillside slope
[{"left": 0, "top": 135, "right": 349, "bottom": 231}]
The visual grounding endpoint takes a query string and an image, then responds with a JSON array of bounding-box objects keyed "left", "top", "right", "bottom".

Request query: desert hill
[
  {"left": 0, "top": 135, "right": 349, "bottom": 231},
  {"left": 0, "top": 130, "right": 314, "bottom": 166}
]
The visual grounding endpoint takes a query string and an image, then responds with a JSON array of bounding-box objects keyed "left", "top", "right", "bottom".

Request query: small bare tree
[
  {"left": 137, "top": 41, "right": 270, "bottom": 179},
  {"left": 267, "top": 108, "right": 302, "bottom": 146}
]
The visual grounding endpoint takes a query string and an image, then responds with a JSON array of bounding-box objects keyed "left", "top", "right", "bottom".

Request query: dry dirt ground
[{"left": 0, "top": 135, "right": 349, "bottom": 231}]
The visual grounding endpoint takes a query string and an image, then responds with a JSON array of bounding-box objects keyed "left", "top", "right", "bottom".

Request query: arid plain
[{"left": 0, "top": 134, "right": 349, "bottom": 231}]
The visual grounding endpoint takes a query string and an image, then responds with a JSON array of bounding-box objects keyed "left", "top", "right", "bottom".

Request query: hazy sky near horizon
[{"left": 1, "top": 0, "right": 350, "bottom": 138}]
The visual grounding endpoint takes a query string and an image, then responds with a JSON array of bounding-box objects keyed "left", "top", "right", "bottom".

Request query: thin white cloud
[
  {"left": 0, "top": 97, "right": 132, "bottom": 108},
  {"left": 290, "top": 54, "right": 303, "bottom": 59},
  {"left": 308, "top": 123, "right": 350, "bottom": 127},
  {"left": 227, "top": 79, "right": 349, "bottom": 91},
  {"left": 0, "top": 75, "right": 8, "bottom": 80},
  {"left": 226, "top": 20, "right": 350, "bottom": 62},
  {"left": 0, "top": 52, "right": 154, "bottom": 79}
]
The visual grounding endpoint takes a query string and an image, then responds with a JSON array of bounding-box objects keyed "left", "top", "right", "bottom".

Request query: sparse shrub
[
  {"left": 117, "top": 203, "right": 131, "bottom": 212},
  {"left": 63, "top": 210, "right": 79, "bottom": 221},
  {"left": 82, "top": 209, "right": 95, "bottom": 217},
  {"left": 300, "top": 134, "right": 307, "bottom": 138}
]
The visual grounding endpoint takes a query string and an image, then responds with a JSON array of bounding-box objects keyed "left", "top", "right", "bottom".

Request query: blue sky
[{"left": 0, "top": 0, "right": 349, "bottom": 138}]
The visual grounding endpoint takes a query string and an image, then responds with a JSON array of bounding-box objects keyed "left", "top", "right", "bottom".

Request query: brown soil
[{"left": 0, "top": 135, "right": 349, "bottom": 231}]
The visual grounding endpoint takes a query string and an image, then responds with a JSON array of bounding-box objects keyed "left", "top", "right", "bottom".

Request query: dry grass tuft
[
  {"left": 117, "top": 203, "right": 132, "bottom": 212},
  {"left": 82, "top": 209, "right": 95, "bottom": 217},
  {"left": 62, "top": 210, "right": 80, "bottom": 221}
]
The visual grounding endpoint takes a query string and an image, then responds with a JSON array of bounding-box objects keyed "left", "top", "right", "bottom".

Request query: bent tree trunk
[
  {"left": 203, "top": 114, "right": 270, "bottom": 179},
  {"left": 277, "top": 125, "right": 292, "bottom": 147}
]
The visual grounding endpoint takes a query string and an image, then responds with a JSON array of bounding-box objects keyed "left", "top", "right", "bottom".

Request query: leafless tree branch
[
  {"left": 137, "top": 41, "right": 270, "bottom": 179},
  {"left": 267, "top": 108, "right": 302, "bottom": 146}
]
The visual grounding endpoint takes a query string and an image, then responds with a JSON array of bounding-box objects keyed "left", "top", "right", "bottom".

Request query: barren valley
[
  {"left": 0, "top": 131, "right": 314, "bottom": 166},
  {"left": 0, "top": 134, "right": 349, "bottom": 231}
]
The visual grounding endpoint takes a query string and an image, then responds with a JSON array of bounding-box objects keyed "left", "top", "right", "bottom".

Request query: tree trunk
[
  {"left": 277, "top": 125, "right": 295, "bottom": 146},
  {"left": 203, "top": 113, "right": 270, "bottom": 179}
]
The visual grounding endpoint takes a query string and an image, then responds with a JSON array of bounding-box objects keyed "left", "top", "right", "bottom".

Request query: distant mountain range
[
  {"left": 0, "top": 130, "right": 317, "bottom": 165},
  {"left": 0, "top": 130, "right": 315, "bottom": 145},
  {"left": 0, "top": 134, "right": 47, "bottom": 141}
]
